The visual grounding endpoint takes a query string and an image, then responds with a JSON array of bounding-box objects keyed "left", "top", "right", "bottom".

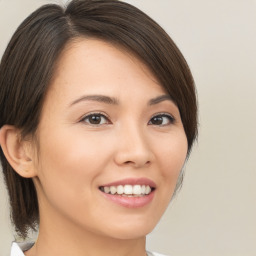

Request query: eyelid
[
  {"left": 149, "top": 112, "right": 176, "bottom": 125},
  {"left": 79, "top": 111, "right": 111, "bottom": 124}
]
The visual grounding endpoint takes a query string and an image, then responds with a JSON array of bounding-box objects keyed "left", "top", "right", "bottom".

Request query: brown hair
[{"left": 0, "top": 0, "right": 197, "bottom": 238}]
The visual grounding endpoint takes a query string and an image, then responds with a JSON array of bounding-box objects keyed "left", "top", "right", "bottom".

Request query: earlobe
[{"left": 0, "top": 125, "right": 37, "bottom": 178}]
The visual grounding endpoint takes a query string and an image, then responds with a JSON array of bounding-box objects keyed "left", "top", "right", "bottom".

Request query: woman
[{"left": 0, "top": 0, "right": 197, "bottom": 255}]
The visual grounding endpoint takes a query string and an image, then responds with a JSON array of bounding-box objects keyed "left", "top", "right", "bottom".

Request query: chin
[{"left": 100, "top": 219, "right": 157, "bottom": 240}]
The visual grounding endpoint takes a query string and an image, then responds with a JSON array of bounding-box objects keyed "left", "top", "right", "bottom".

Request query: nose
[{"left": 114, "top": 124, "right": 153, "bottom": 168}]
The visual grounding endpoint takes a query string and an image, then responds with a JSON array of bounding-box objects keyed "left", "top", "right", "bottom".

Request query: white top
[
  {"left": 10, "top": 242, "right": 169, "bottom": 256},
  {"left": 10, "top": 242, "right": 34, "bottom": 256}
]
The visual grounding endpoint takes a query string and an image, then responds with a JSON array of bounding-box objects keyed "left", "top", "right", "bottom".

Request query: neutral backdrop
[{"left": 0, "top": 1, "right": 255, "bottom": 256}]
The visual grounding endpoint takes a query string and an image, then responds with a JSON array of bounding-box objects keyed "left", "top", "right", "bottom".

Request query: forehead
[{"left": 46, "top": 38, "right": 166, "bottom": 100}]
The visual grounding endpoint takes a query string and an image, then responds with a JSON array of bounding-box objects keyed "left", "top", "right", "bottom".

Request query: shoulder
[
  {"left": 10, "top": 242, "right": 34, "bottom": 256},
  {"left": 10, "top": 244, "right": 169, "bottom": 256},
  {"left": 147, "top": 251, "right": 170, "bottom": 256}
]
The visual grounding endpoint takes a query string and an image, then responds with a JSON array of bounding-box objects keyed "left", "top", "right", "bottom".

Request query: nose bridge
[{"left": 114, "top": 119, "right": 152, "bottom": 167}]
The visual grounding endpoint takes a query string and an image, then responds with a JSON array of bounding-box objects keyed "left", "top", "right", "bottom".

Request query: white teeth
[
  {"left": 133, "top": 185, "right": 142, "bottom": 195},
  {"left": 141, "top": 185, "right": 146, "bottom": 194},
  {"left": 104, "top": 187, "right": 110, "bottom": 194},
  {"left": 117, "top": 185, "right": 124, "bottom": 194},
  {"left": 145, "top": 185, "right": 151, "bottom": 194},
  {"left": 101, "top": 184, "right": 153, "bottom": 196},
  {"left": 110, "top": 186, "right": 117, "bottom": 195},
  {"left": 124, "top": 185, "right": 133, "bottom": 195}
]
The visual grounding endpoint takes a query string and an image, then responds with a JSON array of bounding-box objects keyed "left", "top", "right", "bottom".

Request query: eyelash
[
  {"left": 80, "top": 112, "right": 175, "bottom": 126},
  {"left": 148, "top": 113, "right": 175, "bottom": 126},
  {"left": 80, "top": 112, "right": 111, "bottom": 126}
]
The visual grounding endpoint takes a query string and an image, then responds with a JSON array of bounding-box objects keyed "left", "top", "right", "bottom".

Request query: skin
[{"left": 1, "top": 39, "right": 188, "bottom": 256}]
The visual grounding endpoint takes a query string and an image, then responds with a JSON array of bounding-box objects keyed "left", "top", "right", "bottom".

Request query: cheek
[
  {"left": 35, "top": 129, "right": 113, "bottom": 194},
  {"left": 159, "top": 130, "right": 187, "bottom": 171},
  {"left": 155, "top": 130, "right": 188, "bottom": 193},
  {"left": 33, "top": 131, "right": 114, "bottom": 224}
]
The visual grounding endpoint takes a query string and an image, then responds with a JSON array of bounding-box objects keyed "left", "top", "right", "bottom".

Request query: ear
[{"left": 0, "top": 125, "right": 37, "bottom": 178}]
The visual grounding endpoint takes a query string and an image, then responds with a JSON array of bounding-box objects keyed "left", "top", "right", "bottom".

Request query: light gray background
[{"left": 0, "top": 0, "right": 256, "bottom": 255}]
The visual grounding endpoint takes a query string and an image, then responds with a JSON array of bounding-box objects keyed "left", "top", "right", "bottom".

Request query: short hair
[{"left": 0, "top": 0, "right": 197, "bottom": 238}]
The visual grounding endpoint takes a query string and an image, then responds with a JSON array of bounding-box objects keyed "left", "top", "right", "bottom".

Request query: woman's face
[{"left": 32, "top": 39, "right": 188, "bottom": 240}]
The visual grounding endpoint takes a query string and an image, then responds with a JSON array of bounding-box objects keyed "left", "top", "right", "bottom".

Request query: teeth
[
  {"left": 100, "top": 185, "right": 152, "bottom": 196},
  {"left": 104, "top": 187, "right": 110, "bottom": 193},
  {"left": 124, "top": 185, "right": 133, "bottom": 195},
  {"left": 133, "top": 185, "right": 142, "bottom": 195},
  {"left": 141, "top": 185, "right": 146, "bottom": 194},
  {"left": 110, "top": 186, "right": 117, "bottom": 195},
  {"left": 145, "top": 185, "right": 151, "bottom": 195},
  {"left": 117, "top": 185, "right": 124, "bottom": 194}
]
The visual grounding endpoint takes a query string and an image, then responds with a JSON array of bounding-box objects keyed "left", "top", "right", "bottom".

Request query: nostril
[
  {"left": 123, "top": 160, "right": 151, "bottom": 168},
  {"left": 124, "top": 161, "right": 133, "bottom": 164}
]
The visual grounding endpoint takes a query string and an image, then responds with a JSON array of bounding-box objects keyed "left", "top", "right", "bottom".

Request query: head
[{"left": 0, "top": 0, "right": 197, "bottom": 239}]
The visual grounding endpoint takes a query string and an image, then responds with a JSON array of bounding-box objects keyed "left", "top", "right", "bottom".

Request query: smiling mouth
[{"left": 99, "top": 184, "right": 155, "bottom": 197}]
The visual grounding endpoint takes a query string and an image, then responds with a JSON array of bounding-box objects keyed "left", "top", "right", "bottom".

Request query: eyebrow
[
  {"left": 70, "top": 95, "right": 119, "bottom": 106},
  {"left": 148, "top": 94, "right": 174, "bottom": 105},
  {"left": 69, "top": 94, "right": 174, "bottom": 107}
]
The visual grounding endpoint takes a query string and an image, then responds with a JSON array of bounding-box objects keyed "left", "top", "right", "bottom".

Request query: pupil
[
  {"left": 89, "top": 115, "right": 101, "bottom": 124},
  {"left": 152, "top": 116, "right": 163, "bottom": 125}
]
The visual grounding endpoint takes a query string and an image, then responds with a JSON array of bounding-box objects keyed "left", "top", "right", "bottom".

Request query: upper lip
[{"left": 99, "top": 177, "right": 156, "bottom": 188}]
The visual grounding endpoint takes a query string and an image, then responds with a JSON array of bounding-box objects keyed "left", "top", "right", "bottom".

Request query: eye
[
  {"left": 148, "top": 113, "right": 175, "bottom": 126},
  {"left": 81, "top": 113, "right": 110, "bottom": 125}
]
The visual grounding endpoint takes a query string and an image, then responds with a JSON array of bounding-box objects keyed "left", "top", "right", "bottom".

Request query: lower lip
[{"left": 100, "top": 190, "right": 155, "bottom": 208}]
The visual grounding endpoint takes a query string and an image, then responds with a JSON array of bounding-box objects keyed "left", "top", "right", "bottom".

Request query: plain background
[{"left": 0, "top": 0, "right": 255, "bottom": 255}]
